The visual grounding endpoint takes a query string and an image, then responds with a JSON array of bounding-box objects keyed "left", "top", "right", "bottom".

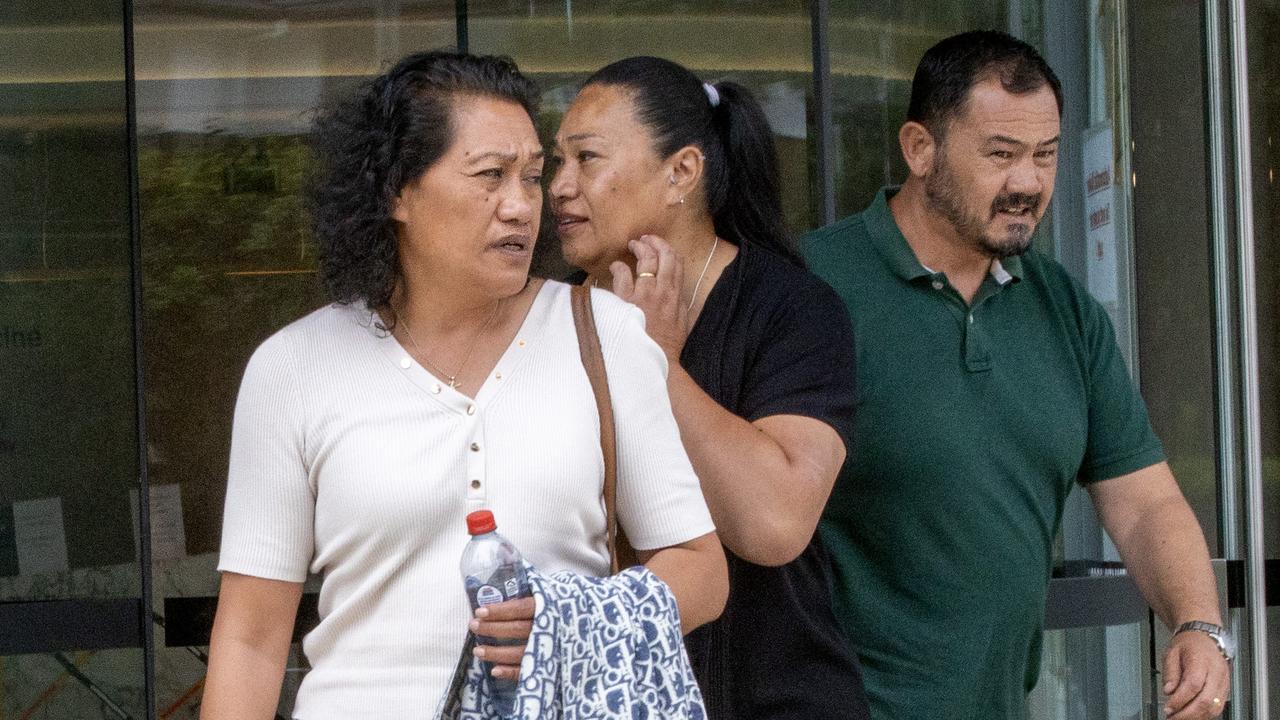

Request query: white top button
[
  {"left": 932, "top": 280, "right": 945, "bottom": 291},
  {"left": 968, "top": 314, "right": 974, "bottom": 324},
  {"left": 399, "top": 357, "right": 412, "bottom": 369},
  {"left": 467, "top": 404, "right": 476, "bottom": 416},
  {"left": 431, "top": 384, "right": 441, "bottom": 394}
]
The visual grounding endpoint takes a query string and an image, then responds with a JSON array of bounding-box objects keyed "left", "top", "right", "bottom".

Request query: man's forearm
[
  {"left": 1121, "top": 494, "right": 1221, "bottom": 628},
  {"left": 1092, "top": 465, "right": 1222, "bottom": 630}
]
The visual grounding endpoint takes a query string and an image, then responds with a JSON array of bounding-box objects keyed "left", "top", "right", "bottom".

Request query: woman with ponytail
[{"left": 550, "top": 56, "right": 871, "bottom": 719}]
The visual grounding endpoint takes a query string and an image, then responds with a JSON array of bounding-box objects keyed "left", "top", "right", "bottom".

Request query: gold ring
[
  {"left": 637, "top": 272, "right": 656, "bottom": 278},
  {"left": 1213, "top": 697, "right": 1222, "bottom": 705}
]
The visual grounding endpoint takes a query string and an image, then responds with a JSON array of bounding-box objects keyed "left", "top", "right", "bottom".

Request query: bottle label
[
  {"left": 504, "top": 577, "right": 520, "bottom": 598},
  {"left": 475, "top": 584, "right": 504, "bottom": 606}
]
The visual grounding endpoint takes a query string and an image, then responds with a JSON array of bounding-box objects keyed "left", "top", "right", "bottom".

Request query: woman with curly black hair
[{"left": 202, "top": 50, "right": 726, "bottom": 718}]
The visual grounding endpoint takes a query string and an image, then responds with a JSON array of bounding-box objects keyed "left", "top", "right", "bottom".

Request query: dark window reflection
[
  {"left": 0, "top": 0, "right": 146, "bottom": 716},
  {"left": 1245, "top": 0, "right": 1280, "bottom": 712},
  {"left": 0, "top": 4, "right": 139, "bottom": 584},
  {"left": 828, "top": 2, "right": 1009, "bottom": 217}
]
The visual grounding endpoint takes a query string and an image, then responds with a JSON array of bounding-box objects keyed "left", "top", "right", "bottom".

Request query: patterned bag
[{"left": 434, "top": 566, "right": 706, "bottom": 720}]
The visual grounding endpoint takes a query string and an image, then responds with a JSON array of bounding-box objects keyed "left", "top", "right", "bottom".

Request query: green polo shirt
[{"left": 803, "top": 188, "right": 1165, "bottom": 720}]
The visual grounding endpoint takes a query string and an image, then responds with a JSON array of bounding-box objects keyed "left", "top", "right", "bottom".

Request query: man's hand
[
  {"left": 470, "top": 597, "right": 535, "bottom": 681},
  {"left": 1162, "top": 629, "right": 1230, "bottom": 719}
]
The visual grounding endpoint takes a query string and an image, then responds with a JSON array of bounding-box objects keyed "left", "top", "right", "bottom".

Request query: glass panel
[
  {"left": 828, "top": 1, "right": 1012, "bottom": 219},
  {"left": 1028, "top": 622, "right": 1152, "bottom": 720},
  {"left": 0, "top": 0, "right": 146, "bottom": 716},
  {"left": 1, "top": 650, "right": 147, "bottom": 719},
  {"left": 1243, "top": 0, "right": 1280, "bottom": 712},
  {"left": 468, "top": 0, "right": 816, "bottom": 277},
  {"left": 130, "top": 3, "right": 456, "bottom": 716},
  {"left": 1128, "top": 0, "right": 1222, "bottom": 556}
]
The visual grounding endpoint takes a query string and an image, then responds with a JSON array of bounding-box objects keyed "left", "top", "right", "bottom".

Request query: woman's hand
[
  {"left": 470, "top": 597, "right": 536, "bottom": 681},
  {"left": 610, "top": 235, "right": 688, "bottom": 362}
]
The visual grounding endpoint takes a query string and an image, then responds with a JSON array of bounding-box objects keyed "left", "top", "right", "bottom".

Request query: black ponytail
[
  {"left": 583, "top": 57, "right": 803, "bottom": 266},
  {"left": 706, "top": 82, "right": 796, "bottom": 264}
]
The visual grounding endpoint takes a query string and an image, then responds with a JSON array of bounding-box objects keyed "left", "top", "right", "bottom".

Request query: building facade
[{"left": 0, "top": 1, "right": 1276, "bottom": 718}]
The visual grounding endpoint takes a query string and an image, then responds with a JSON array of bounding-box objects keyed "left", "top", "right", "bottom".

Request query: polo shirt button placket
[
  {"left": 465, "top": 407, "right": 487, "bottom": 505},
  {"left": 963, "top": 308, "right": 992, "bottom": 372}
]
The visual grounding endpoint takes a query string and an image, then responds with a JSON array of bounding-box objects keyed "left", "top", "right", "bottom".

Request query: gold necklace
[
  {"left": 395, "top": 299, "right": 502, "bottom": 390},
  {"left": 686, "top": 236, "right": 720, "bottom": 316}
]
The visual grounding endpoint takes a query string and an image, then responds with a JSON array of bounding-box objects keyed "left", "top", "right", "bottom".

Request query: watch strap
[{"left": 1174, "top": 620, "right": 1233, "bottom": 660}]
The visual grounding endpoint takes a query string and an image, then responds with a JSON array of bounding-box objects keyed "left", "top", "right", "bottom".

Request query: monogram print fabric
[{"left": 435, "top": 566, "right": 706, "bottom": 720}]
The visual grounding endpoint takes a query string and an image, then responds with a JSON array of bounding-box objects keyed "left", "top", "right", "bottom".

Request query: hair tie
[{"left": 703, "top": 82, "right": 721, "bottom": 108}]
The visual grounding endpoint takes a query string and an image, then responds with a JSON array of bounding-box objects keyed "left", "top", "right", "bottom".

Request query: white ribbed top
[{"left": 218, "top": 280, "right": 713, "bottom": 719}]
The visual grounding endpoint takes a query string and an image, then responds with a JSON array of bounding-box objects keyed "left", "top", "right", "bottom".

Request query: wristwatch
[{"left": 1174, "top": 621, "right": 1236, "bottom": 661}]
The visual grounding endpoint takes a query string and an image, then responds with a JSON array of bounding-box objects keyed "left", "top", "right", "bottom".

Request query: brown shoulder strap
[{"left": 570, "top": 285, "right": 633, "bottom": 574}]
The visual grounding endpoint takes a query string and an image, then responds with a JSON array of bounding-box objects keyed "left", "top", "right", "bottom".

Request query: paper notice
[
  {"left": 13, "top": 497, "right": 69, "bottom": 575},
  {"left": 1083, "top": 124, "right": 1118, "bottom": 305},
  {"left": 148, "top": 483, "right": 188, "bottom": 563},
  {"left": 131, "top": 484, "right": 188, "bottom": 563}
]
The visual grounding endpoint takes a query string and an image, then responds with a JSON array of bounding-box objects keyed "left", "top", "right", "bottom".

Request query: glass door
[
  {"left": 0, "top": 1, "right": 149, "bottom": 717},
  {"left": 1242, "top": 0, "right": 1279, "bottom": 716}
]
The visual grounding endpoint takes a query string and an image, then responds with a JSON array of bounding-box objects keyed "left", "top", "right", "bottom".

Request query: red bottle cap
[{"left": 466, "top": 510, "right": 497, "bottom": 535}]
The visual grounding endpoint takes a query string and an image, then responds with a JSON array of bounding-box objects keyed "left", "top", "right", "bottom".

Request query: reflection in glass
[
  {"left": 1244, "top": 0, "right": 1280, "bottom": 711},
  {"left": 130, "top": 3, "right": 456, "bottom": 716},
  {"left": 1028, "top": 622, "right": 1150, "bottom": 720},
  {"left": 1128, "top": 0, "right": 1220, "bottom": 555},
  {"left": 0, "top": 0, "right": 146, "bottom": 715},
  {"left": 0, "top": 10, "right": 139, "bottom": 589},
  {"left": 1, "top": 649, "right": 148, "bottom": 719},
  {"left": 468, "top": 0, "right": 816, "bottom": 270},
  {"left": 827, "top": 2, "right": 1012, "bottom": 218}
]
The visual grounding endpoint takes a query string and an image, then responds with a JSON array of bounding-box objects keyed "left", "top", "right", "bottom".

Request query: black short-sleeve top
[{"left": 678, "top": 239, "right": 870, "bottom": 720}]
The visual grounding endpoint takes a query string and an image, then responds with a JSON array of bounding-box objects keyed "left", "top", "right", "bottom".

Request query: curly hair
[{"left": 309, "top": 50, "right": 540, "bottom": 309}]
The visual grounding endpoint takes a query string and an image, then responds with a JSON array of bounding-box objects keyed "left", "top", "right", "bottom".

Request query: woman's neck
[
  {"left": 391, "top": 273, "right": 512, "bottom": 338},
  {"left": 587, "top": 218, "right": 734, "bottom": 319}
]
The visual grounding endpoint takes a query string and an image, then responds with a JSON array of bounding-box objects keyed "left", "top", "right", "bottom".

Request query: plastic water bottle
[{"left": 460, "top": 509, "right": 531, "bottom": 717}]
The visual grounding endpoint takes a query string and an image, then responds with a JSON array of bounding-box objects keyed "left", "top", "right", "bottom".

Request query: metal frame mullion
[
  {"left": 1206, "top": 0, "right": 1241, "bottom": 566},
  {"left": 456, "top": 0, "right": 468, "bottom": 53},
  {"left": 809, "top": 0, "right": 835, "bottom": 228},
  {"left": 121, "top": 0, "right": 156, "bottom": 717},
  {"left": 1203, "top": 2, "right": 1247, "bottom": 714},
  {"left": 1225, "top": 0, "right": 1270, "bottom": 716}
]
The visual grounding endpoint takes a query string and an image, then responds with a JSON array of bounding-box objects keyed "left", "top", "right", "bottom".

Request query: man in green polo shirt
[{"left": 804, "top": 30, "right": 1231, "bottom": 720}]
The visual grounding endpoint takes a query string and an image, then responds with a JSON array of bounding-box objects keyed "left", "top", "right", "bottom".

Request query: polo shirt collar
[
  {"left": 865, "top": 188, "right": 933, "bottom": 282},
  {"left": 868, "top": 186, "right": 1024, "bottom": 286},
  {"left": 991, "top": 258, "right": 1021, "bottom": 285}
]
